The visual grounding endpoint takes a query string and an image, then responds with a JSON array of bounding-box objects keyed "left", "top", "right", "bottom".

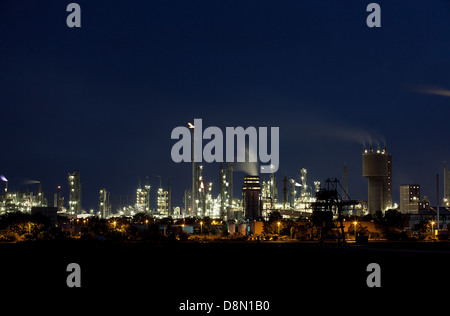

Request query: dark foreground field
[{"left": 1, "top": 240, "right": 449, "bottom": 313}]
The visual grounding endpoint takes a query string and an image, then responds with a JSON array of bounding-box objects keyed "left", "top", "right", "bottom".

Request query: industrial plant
[{"left": 1, "top": 143, "right": 450, "bottom": 242}]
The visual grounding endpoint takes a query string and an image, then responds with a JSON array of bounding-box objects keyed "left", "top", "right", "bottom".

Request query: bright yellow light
[
  {"left": 353, "top": 221, "right": 357, "bottom": 225},
  {"left": 277, "top": 221, "right": 280, "bottom": 226},
  {"left": 431, "top": 221, "right": 435, "bottom": 225},
  {"left": 188, "top": 122, "right": 195, "bottom": 129}
]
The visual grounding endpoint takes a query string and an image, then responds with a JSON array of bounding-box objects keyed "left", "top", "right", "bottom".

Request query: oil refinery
[
  {"left": 0, "top": 143, "right": 447, "bottom": 226},
  {"left": 0, "top": 162, "right": 364, "bottom": 221}
]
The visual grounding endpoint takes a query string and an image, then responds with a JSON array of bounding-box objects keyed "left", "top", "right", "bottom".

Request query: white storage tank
[
  {"left": 238, "top": 223, "right": 247, "bottom": 235},
  {"left": 228, "top": 222, "right": 236, "bottom": 235}
]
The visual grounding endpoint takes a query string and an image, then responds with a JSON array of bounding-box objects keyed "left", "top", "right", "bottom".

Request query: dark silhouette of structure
[{"left": 311, "top": 178, "right": 358, "bottom": 245}]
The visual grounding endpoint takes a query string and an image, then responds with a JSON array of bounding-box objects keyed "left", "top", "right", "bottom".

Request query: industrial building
[
  {"left": 0, "top": 175, "right": 48, "bottom": 214},
  {"left": 156, "top": 177, "right": 171, "bottom": 216},
  {"left": 399, "top": 184, "right": 420, "bottom": 214},
  {"left": 0, "top": 142, "right": 401, "bottom": 222},
  {"left": 157, "top": 187, "right": 170, "bottom": 215},
  {"left": 0, "top": 190, "right": 47, "bottom": 214},
  {"left": 68, "top": 170, "right": 82, "bottom": 214},
  {"left": 99, "top": 188, "right": 111, "bottom": 219},
  {"left": 56, "top": 185, "right": 64, "bottom": 212},
  {"left": 362, "top": 145, "right": 392, "bottom": 214},
  {"left": 219, "top": 163, "right": 236, "bottom": 219},
  {"left": 135, "top": 177, "right": 150, "bottom": 213},
  {"left": 242, "top": 175, "right": 262, "bottom": 220},
  {"left": 183, "top": 190, "right": 192, "bottom": 216}
]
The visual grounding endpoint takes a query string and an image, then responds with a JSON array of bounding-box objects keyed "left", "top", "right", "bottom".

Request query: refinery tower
[
  {"left": 362, "top": 145, "right": 392, "bottom": 214},
  {"left": 242, "top": 175, "right": 262, "bottom": 220}
]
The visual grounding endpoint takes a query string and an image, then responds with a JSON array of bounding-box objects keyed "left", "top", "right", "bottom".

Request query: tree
[
  {"left": 347, "top": 223, "right": 369, "bottom": 237},
  {"left": 374, "top": 209, "right": 405, "bottom": 240},
  {"left": 268, "top": 211, "right": 282, "bottom": 223},
  {"left": 133, "top": 212, "right": 150, "bottom": 224},
  {"left": 263, "top": 211, "right": 284, "bottom": 235},
  {"left": 311, "top": 210, "right": 335, "bottom": 243},
  {"left": 412, "top": 219, "right": 429, "bottom": 240}
]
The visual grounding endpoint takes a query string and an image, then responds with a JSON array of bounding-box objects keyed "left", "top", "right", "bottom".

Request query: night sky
[{"left": 1, "top": 0, "right": 450, "bottom": 210}]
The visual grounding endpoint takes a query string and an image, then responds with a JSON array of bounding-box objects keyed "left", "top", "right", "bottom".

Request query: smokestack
[
  {"left": 38, "top": 183, "right": 43, "bottom": 205},
  {"left": 1, "top": 175, "right": 8, "bottom": 194},
  {"left": 168, "top": 177, "right": 171, "bottom": 216},
  {"left": 227, "top": 163, "right": 233, "bottom": 206},
  {"left": 270, "top": 173, "right": 277, "bottom": 206},
  {"left": 283, "top": 176, "right": 288, "bottom": 209},
  {"left": 57, "top": 185, "right": 62, "bottom": 211},
  {"left": 445, "top": 161, "right": 448, "bottom": 204},
  {"left": 189, "top": 122, "right": 196, "bottom": 216},
  {"left": 437, "top": 174, "right": 440, "bottom": 231},
  {"left": 301, "top": 168, "right": 307, "bottom": 197}
]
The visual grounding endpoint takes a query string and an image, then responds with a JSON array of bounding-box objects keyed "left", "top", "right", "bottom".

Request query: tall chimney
[{"left": 437, "top": 174, "right": 440, "bottom": 231}]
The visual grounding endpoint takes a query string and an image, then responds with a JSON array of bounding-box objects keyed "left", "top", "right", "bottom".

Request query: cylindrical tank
[
  {"left": 238, "top": 223, "right": 247, "bottom": 235},
  {"left": 228, "top": 222, "right": 236, "bottom": 235},
  {"left": 367, "top": 178, "right": 384, "bottom": 214},
  {"left": 362, "top": 153, "right": 389, "bottom": 177},
  {"left": 362, "top": 147, "right": 392, "bottom": 214}
]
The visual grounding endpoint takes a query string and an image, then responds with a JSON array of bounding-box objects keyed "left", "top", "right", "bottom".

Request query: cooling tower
[{"left": 362, "top": 145, "right": 392, "bottom": 214}]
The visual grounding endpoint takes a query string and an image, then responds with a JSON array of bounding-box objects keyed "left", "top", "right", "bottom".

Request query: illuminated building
[
  {"left": 289, "top": 179, "right": 297, "bottom": 209},
  {"left": 300, "top": 168, "right": 308, "bottom": 197},
  {"left": 136, "top": 178, "right": 146, "bottom": 212},
  {"left": 144, "top": 177, "right": 151, "bottom": 213},
  {"left": 444, "top": 162, "right": 450, "bottom": 206},
  {"left": 261, "top": 178, "right": 272, "bottom": 218},
  {"left": 205, "top": 182, "right": 213, "bottom": 217},
  {"left": 57, "top": 185, "right": 64, "bottom": 212},
  {"left": 183, "top": 190, "right": 192, "bottom": 216},
  {"left": 291, "top": 169, "right": 318, "bottom": 215},
  {"left": 270, "top": 173, "right": 278, "bottom": 207},
  {"left": 68, "top": 170, "right": 82, "bottom": 214},
  {"left": 157, "top": 187, "right": 169, "bottom": 215},
  {"left": 99, "top": 188, "right": 111, "bottom": 219},
  {"left": 195, "top": 165, "right": 205, "bottom": 217},
  {"left": 227, "top": 163, "right": 233, "bottom": 207},
  {"left": 399, "top": 184, "right": 420, "bottom": 214},
  {"left": 219, "top": 164, "right": 228, "bottom": 218},
  {"left": 0, "top": 191, "right": 46, "bottom": 214},
  {"left": 362, "top": 145, "right": 392, "bottom": 214}
]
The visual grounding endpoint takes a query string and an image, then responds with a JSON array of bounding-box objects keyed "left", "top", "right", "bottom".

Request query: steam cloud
[
  {"left": 23, "top": 179, "right": 40, "bottom": 185},
  {"left": 414, "top": 85, "right": 450, "bottom": 98},
  {"left": 234, "top": 162, "right": 259, "bottom": 176}
]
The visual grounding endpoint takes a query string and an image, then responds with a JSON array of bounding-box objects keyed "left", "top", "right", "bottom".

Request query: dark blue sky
[{"left": 1, "top": 0, "right": 450, "bottom": 210}]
